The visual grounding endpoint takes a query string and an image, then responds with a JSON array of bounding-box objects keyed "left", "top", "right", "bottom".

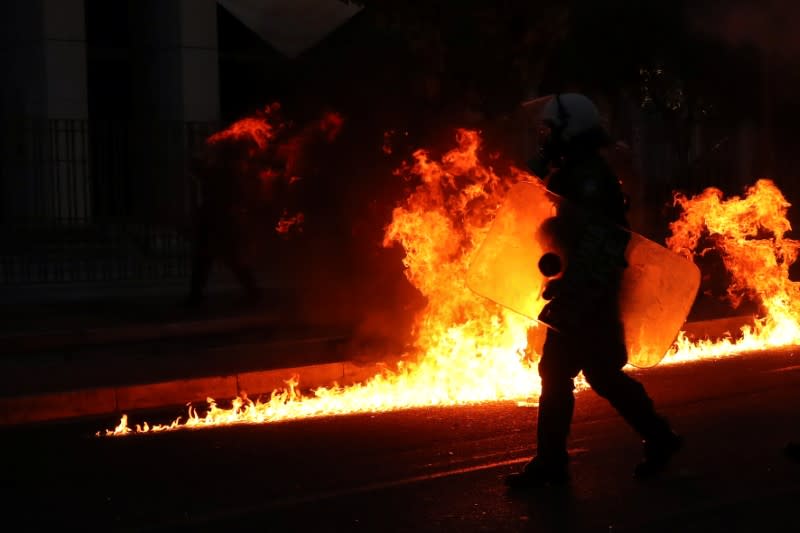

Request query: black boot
[
  {"left": 634, "top": 432, "right": 683, "bottom": 479},
  {"left": 505, "top": 456, "right": 569, "bottom": 489}
]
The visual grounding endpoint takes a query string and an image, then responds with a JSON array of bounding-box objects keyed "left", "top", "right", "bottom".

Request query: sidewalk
[
  {"left": 0, "top": 279, "right": 404, "bottom": 426},
  {"left": 0, "top": 281, "right": 297, "bottom": 352},
  {"left": 0, "top": 278, "right": 756, "bottom": 428}
]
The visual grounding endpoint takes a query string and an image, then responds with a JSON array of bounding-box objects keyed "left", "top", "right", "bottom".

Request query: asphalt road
[{"left": 2, "top": 349, "right": 800, "bottom": 532}]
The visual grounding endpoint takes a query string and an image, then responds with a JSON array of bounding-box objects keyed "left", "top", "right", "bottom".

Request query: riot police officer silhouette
[{"left": 506, "top": 93, "right": 682, "bottom": 489}]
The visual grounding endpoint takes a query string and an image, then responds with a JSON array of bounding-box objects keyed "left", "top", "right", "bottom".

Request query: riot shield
[{"left": 467, "top": 181, "right": 700, "bottom": 368}]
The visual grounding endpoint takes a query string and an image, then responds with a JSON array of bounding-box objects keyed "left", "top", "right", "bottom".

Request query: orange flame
[
  {"left": 100, "top": 136, "right": 800, "bottom": 436},
  {"left": 663, "top": 178, "right": 800, "bottom": 363}
]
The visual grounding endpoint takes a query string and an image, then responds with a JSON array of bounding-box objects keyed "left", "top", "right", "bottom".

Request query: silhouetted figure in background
[
  {"left": 185, "top": 139, "right": 266, "bottom": 307},
  {"left": 184, "top": 106, "right": 344, "bottom": 308},
  {"left": 506, "top": 94, "right": 682, "bottom": 489}
]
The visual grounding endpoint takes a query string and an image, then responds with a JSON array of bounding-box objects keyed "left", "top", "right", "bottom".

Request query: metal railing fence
[{"left": 0, "top": 117, "right": 217, "bottom": 285}]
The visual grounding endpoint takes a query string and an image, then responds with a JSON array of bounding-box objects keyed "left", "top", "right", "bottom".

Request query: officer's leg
[
  {"left": 506, "top": 329, "right": 578, "bottom": 488},
  {"left": 583, "top": 364, "right": 672, "bottom": 441},
  {"left": 537, "top": 330, "right": 579, "bottom": 465},
  {"left": 583, "top": 341, "right": 681, "bottom": 478}
]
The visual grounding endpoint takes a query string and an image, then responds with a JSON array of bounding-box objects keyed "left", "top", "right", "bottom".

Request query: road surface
[{"left": 2, "top": 349, "right": 800, "bottom": 532}]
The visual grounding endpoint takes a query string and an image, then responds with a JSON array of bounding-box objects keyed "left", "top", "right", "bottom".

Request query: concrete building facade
[{"left": 1, "top": 0, "right": 220, "bottom": 227}]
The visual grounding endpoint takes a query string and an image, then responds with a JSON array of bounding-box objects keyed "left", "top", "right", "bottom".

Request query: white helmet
[{"left": 540, "top": 93, "right": 602, "bottom": 142}]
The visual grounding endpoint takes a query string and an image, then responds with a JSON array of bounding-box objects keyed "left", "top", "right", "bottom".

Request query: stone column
[
  {"left": 130, "top": 0, "right": 219, "bottom": 122},
  {"left": 1, "top": 0, "right": 91, "bottom": 224},
  {"left": 126, "top": 0, "right": 219, "bottom": 225}
]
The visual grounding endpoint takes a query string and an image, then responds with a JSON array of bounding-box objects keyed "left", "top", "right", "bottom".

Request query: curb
[
  {"left": 0, "top": 315, "right": 755, "bottom": 428},
  {"left": 0, "top": 360, "right": 385, "bottom": 427}
]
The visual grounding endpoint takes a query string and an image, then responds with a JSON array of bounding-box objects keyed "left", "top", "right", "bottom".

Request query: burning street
[
  {"left": 4, "top": 99, "right": 800, "bottom": 533},
  {"left": 96, "top": 132, "right": 800, "bottom": 436},
  {"left": 3, "top": 348, "right": 800, "bottom": 531},
  {"left": 6, "top": 2, "right": 800, "bottom": 531}
]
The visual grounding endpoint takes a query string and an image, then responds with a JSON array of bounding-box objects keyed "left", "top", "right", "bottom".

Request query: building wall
[
  {"left": 1, "top": 0, "right": 90, "bottom": 223},
  {"left": 1, "top": 0, "right": 88, "bottom": 120},
  {"left": 85, "top": 0, "right": 219, "bottom": 122},
  {"left": 1, "top": 0, "right": 221, "bottom": 226}
]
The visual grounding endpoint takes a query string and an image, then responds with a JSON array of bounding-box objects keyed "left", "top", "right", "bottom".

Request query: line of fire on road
[{"left": 99, "top": 128, "right": 800, "bottom": 436}]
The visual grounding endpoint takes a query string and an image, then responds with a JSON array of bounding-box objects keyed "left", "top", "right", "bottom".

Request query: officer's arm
[{"left": 571, "top": 165, "right": 627, "bottom": 224}]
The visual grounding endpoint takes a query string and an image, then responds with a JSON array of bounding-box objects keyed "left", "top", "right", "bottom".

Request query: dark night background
[{"left": 1, "top": 0, "right": 799, "bottom": 368}]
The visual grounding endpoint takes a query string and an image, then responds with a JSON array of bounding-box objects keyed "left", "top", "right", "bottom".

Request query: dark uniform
[{"left": 507, "top": 145, "right": 681, "bottom": 488}]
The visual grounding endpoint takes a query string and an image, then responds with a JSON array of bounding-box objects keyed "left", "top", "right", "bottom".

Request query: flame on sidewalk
[
  {"left": 100, "top": 132, "right": 800, "bottom": 436},
  {"left": 663, "top": 179, "right": 800, "bottom": 363}
]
